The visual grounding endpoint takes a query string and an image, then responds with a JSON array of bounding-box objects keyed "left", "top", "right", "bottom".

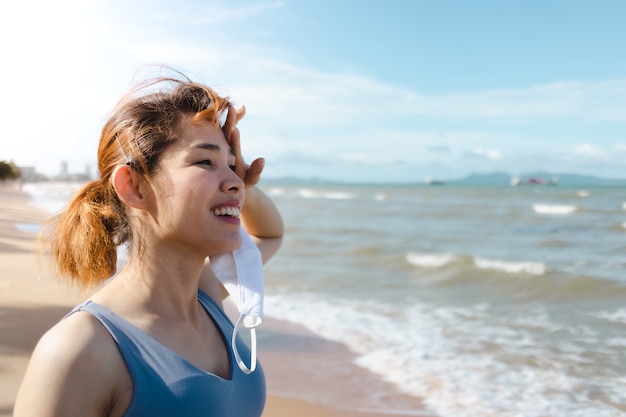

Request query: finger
[
  {"left": 244, "top": 157, "right": 264, "bottom": 187},
  {"left": 223, "top": 104, "right": 250, "bottom": 182},
  {"left": 221, "top": 104, "right": 245, "bottom": 135},
  {"left": 229, "top": 128, "right": 247, "bottom": 180},
  {"left": 235, "top": 105, "right": 246, "bottom": 123},
  {"left": 229, "top": 123, "right": 241, "bottom": 154},
  {"left": 221, "top": 104, "right": 237, "bottom": 141}
]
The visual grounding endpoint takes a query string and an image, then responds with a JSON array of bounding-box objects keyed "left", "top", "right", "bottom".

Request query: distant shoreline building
[{"left": 17, "top": 160, "right": 93, "bottom": 182}]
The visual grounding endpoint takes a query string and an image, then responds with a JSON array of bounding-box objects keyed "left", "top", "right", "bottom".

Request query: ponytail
[{"left": 42, "top": 179, "right": 130, "bottom": 289}]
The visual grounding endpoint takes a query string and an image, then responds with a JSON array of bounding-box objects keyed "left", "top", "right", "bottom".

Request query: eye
[
  {"left": 229, "top": 164, "right": 237, "bottom": 172},
  {"left": 197, "top": 159, "right": 214, "bottom": 166}
]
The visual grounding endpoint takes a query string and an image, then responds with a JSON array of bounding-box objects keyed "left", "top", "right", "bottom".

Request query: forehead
[{"left": 175, "top": 119, "right": 231, "bottom": 152}]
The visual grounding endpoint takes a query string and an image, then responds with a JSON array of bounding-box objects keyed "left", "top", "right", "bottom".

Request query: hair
[{"left": 42, "top": 69, "right": 233, "bottom": 289}]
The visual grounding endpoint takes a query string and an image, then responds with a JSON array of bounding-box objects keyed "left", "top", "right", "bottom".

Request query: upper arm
[
  {"left": 250, "top": 235, "right": 283, "bottom": 265},
  {"left": 14, "top": 312, "right": 126, "bottom": 417},
  {"left": 240, "top": 186, "right": 284, "bottom": 264}
]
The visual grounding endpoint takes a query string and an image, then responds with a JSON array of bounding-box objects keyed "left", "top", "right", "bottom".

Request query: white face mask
[{"left": 210, "top": 226, "right": 264, "bottom": 374}]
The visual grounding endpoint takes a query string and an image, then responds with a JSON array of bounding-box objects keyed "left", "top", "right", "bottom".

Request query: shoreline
[
  {"left": 254, "top": 314, "right": 433, "bottom": 416},
  {"left": 0, "top": 184, "right": 436, "bottom": 417}
]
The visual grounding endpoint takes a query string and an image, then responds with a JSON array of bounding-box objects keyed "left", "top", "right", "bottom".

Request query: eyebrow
[
  {"left": 195, "top": 143, "right": 236, "bottom": 156},
  {"left": 195, "top": 143, "right": 220, "bottom": 151}
]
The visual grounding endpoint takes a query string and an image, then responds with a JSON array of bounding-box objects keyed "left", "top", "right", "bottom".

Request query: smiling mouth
[{"left": 211, "top": 207, "right": 241, "bottom": 218}]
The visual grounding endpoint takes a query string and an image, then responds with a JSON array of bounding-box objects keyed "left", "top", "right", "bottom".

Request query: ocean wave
[
  {"left": 406, "top": 252, "right": 457, "bottom": 268},
  {"left": 589, "top": 308, "right": 626, "bottom": 324},
  {"left": 14, "top": 222, "right": 42, "bottom": 234},
  {"left": 22, "top": 181, "right": 87, "bottom": 214},
  {"left": 264, "top": 292, "right": 624, "bottom": 417},
  {"left": 297, "top": 188, "right": 355, "bottom": 200},
  {"left": 406, "top": 251, "right": 547, "bottom": 276},
  {"left": 533, "top": 204, "right": 578, "bottom": 214},
  {"left": 474, "top": 257, "right": 547, "bottom": 275},
  {"left": 404, "top": 253, "right": 626, "bottom": 302},
  {"left": 267, "top": 187, "right": 285, "bottom": 196}
]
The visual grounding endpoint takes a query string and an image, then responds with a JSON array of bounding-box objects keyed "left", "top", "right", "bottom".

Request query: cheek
[
  {"left": 153, "top": 169, "right": 220, "bottom": 218},
  {"left": 151, "top": 182, "right": 194, "bottom": 221}
]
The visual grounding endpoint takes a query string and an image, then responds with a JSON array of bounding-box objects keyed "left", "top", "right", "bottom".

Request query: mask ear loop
[{"left": 231, "top": 313, "right": 257, "bottom": 374}]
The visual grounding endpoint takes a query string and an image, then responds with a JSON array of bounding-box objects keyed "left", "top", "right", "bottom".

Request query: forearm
[{"left": 241, "top": 186, "right": 284, "bottom": 239}]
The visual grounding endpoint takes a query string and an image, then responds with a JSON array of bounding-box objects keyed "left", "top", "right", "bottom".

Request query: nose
[{"left": 222, "top": 166, "right": 245, "bottom": 193}]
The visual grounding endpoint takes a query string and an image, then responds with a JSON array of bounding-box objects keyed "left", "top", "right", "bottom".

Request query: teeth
[{"left": 212, "top": 207, "right": 240, "bottom": 218}]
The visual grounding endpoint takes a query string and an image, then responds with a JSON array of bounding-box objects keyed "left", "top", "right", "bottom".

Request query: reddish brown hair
[{"left": 42, "top": 72, "right": 232, "bottom": 288}]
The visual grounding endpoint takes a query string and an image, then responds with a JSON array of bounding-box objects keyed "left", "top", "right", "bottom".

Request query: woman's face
[{"left": 148, "top": 118, "right": 245, "bottom": 256}]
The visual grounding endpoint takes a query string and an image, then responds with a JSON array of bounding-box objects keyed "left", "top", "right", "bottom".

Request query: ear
[{"left": 111, "top": 165, "right": 152, "bottom": 209}]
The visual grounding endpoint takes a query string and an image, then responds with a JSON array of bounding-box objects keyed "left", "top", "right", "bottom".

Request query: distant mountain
[
  {"left": 259, "top": 172, "right": 626, "bottom": 187},
  {"left": 448, "top": 172, "right": 512, "bottom": 186},
  {"left": 260, "top": 176, "right": 348, "bottom": 186},
  {"left": 449, "top": 172, "right": 626, "bottom": 187}
]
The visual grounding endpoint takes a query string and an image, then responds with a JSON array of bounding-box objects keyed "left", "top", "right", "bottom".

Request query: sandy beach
[{"left": 0, "top": 184, "right": 434, "bottom": 417}]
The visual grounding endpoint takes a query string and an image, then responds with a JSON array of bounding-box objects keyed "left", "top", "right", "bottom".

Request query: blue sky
[{"left": 1, "top": 0, "right": 625, "bottom": 183}]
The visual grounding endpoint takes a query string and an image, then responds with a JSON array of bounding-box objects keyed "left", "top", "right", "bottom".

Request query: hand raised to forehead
[{"left": 222, "top": 104, "right": 264, "bottom": 189}]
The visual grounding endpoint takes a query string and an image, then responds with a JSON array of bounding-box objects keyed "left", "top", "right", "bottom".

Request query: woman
[{"left": 14, "top": 73, "right": 283, "bottom": 417}]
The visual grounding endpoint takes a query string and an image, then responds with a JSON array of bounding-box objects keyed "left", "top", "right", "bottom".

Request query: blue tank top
[{"left": 67, "top": 289, "right": 266, "bottom": 417}]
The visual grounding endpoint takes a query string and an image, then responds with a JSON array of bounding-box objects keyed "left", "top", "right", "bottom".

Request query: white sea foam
[
  {"left": 576, "top": 190, "right": 590, "bottom": 197},
  {"left": 22, "top": 181, "right": 86, "bottom": 213},
  {"left": 297, "top": 188, "right": 355, "bottom": 200},
  {"left": 474, "top": 257, "right": 546, "bottom": 275},
  {"left": 589, "top": 308, "right": 626, "bottom": 324},
  {"left": 264, "top": 293, "right": 621, "bottom": 417},
  {"left": 406, "top": 252, "right": 456, "bottom": 268},
  {"left": 267, "top": 187, "right": 285, "bottom": 196},
  {"left": 533, "top": 204, "right": 578, "bottom": 214},
  {"left": 324, "top": 191, "right": 355, "bottom": 200},
  {"left": 14, "top": 223, "right": 42, "bottom": 234},
  {"left": 296, "top": 188, "right": 316, "bottom": 198}
]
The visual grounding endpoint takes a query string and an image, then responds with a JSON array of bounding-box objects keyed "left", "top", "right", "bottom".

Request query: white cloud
[
  {"left": 226, "top": 63, "right": 626, "bottom": 127},
  {"left": 570, "top": 144, "right": 605, "bottom": 157},
  {"left": 463, "top": 148, "right": 503, "bottom": 161}
]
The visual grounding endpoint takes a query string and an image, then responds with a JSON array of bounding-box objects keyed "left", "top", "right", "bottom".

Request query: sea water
[{"left": 21, "top": 181, "right": 626, "bottom": 417}]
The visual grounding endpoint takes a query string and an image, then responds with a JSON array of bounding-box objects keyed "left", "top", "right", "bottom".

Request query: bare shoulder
[{"left": 14, "top": 311, "right": 131, "bottom": 417}]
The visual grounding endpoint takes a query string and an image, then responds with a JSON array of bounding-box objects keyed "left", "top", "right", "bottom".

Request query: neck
[{"left": 96, "top": 242, "right": 207, "bottom": 322}]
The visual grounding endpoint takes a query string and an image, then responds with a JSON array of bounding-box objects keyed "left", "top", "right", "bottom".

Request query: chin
[{"left": 211, "top": 236, "right": 242, "bottom": 255}]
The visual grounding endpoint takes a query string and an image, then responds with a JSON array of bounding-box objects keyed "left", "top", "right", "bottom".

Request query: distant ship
[
  {"left": 425, "top": 178, "right": 446, "bottom": 186},
  {"left": 510, "top": 176, "right": 558, "bottom": 186}
]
